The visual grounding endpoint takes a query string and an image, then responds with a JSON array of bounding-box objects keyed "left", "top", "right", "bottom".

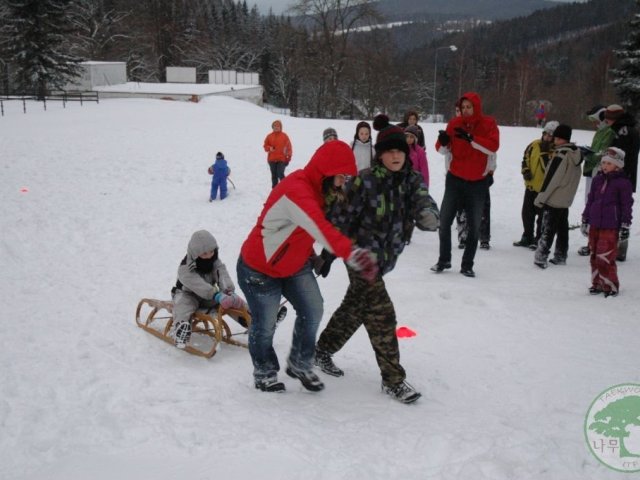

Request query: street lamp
[{"left": 432, "top": 45, "right": 458, "bottom": 120}]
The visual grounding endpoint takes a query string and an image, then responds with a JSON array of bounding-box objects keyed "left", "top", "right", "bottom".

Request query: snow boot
[
  {"left": 549, "top": 256, "right": 566, "bottom": 265},
  {"left": 381, "top": 380, "right": 421, "bottom": 404},
  {"left": 285, "top": 365, "right": 325, "bottom": 392},
  {"left": 315, "top": 349, "right": 344, "bottom": 377},
  {"left": 174, "top": 321, "right": 191, "bottom": 349},
  {"left": 430, "top": 262, "right": 451, "bottom": 273},
  {"left": 589, "top": 286, "right": 603, "bottom": 295},
  {"left": 254, "top": 376, "right": 286, "bottom": 393},
  {"left": 480, "top": 241, "right": 490, "bottom": 250},
  {"left": 513, "top": 236, "right": 532, "bottom": 247},
  {"left": 577, "top": 245, "right": 590, "bottom": 256}
]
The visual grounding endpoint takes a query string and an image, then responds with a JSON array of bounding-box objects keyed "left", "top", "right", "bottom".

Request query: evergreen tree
[
  {"left": 2, "top": 0, "right": 83, "bottom": 97},
  {"left": 611, "top": 0, "right": 640, "bottom": 116}
]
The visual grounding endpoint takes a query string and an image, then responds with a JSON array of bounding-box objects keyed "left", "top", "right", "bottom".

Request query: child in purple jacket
[{"left": 581, "top": 147, "right": 634, "bottom": 297}]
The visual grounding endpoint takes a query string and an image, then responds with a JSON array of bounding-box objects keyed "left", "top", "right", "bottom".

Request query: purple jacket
[{"left": 582, "top": 170, "right": 634, "bottom": 229}]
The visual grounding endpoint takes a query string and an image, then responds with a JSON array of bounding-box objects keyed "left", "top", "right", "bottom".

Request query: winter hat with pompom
[
  {"left": 601, "top": 147, "right": 625, "bottom": 169},
  {"left": 373, "top": 114, "right": 409, "bottom": 156},
  {"left": 543, "top": 120, "right": 559, "bottom": 136}
]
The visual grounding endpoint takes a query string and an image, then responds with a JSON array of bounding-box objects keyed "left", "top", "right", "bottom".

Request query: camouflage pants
[{"left": 316, "top": 268, "right": 406, "bottom": 386}]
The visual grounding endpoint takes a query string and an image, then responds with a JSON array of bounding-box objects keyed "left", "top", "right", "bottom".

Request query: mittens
[
  {"left": 215, "top": 292, "right": 247, "bottom": 310},
  {"left": 437, "top": 130, "right": 450, "bottom": 147},
  {"left": 454, "top": 127, "right": 473, "bottom": 143}
]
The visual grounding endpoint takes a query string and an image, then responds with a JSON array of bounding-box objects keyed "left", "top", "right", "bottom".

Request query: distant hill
[{"left": 374, "top": 0, "right": 560, "bottom": 21}]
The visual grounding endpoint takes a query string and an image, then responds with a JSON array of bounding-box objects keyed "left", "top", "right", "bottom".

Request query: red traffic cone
[{"left": 396, "top": 326, "right": 417, "bottom": 338}]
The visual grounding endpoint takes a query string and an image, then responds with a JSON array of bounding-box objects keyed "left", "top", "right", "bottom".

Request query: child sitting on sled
[
  {"left": 209, "top": 152, "right": 231, "bottom": 201},
  {"left": 171, "top": 230, "right": 248, "bottom": 349}
]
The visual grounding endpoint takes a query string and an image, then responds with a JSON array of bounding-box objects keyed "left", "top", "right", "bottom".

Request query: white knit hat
[
  {"left": 543, "top": 120, "right": 559, "bottom": 135},
  {"left": 601, "top": 147, "right": 625, "bottom": 169}
]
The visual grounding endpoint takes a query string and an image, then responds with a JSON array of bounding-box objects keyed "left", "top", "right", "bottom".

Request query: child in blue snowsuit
[{"left": 210, "top": 152, "right": 231, "bottom": 201}]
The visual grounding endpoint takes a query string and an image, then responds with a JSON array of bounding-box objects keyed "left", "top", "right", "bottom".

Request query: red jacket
[
  {"left": 435, "top": 92, "right": 499, "bottom": 181},
  {"left": 241, "top": 140, "right": 357, "bottom": 277}
]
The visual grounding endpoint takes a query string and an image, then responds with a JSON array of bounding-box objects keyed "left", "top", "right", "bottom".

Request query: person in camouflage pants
[{"left": 314, "top": 114, "right": 439, "bottom": 404}]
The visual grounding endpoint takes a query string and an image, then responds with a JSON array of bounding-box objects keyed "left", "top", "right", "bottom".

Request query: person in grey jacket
[
  {"left": 533, "top": 124, "right": 583, "bottom": 268},
  {"left": 171, "top": 230, "right": 247, "bottom": 348}
]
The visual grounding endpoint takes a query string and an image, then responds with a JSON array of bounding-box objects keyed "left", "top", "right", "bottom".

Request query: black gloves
[
  {"left": 438, "top": 130, "right": 450, "bottom": 147},
  {"left": 522, "top": 169, "right": 533, "bottom": 181},
  {"left": 313, "top": 249, "right": 336, "bottom": 278},
  {"left": 454, "top": 127, "right": 473, "bottom": 143},
  {"left": 619, "top": 225, "right": 630, "bottom": 241}
]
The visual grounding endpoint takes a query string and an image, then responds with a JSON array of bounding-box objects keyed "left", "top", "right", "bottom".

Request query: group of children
[{"left": 169, "top": 103, "right": 633, "bottom": 404}]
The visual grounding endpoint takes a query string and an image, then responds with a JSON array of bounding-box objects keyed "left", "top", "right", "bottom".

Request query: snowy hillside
[{"left": 1, "top": 96, "right": 639, "bottom": 480}]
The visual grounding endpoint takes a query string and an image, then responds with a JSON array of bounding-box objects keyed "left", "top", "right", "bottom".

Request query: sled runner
[{"left": 135, "top": 298, "right": 251, "bottom": 358}]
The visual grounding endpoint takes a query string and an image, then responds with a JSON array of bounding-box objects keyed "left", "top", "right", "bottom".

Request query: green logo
[{"left": 585, "top": 383, "right": 640, "bottom": 472}]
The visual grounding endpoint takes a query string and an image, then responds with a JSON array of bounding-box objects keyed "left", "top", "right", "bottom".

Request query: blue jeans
[
  {"left": 237, "top": 256, "right": 323, "bottom": 381},
  {"left": 438, "top": 172, "right": 489, "bottom": 270}
]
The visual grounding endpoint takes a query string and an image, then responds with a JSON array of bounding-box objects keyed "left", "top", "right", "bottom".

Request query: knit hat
[
  {"left": 601, "top": 147, "right": 625, "bottom": 169},
  {"left": 373, "top": 114, "right": 409, "bottom": 155},
  {"left": 543, "top": 120, "right": 559, "bottom": 135},
  {"left": 585, "top": 105, "right": 606, "bottom": 122},
  {"left": 604, "top": 104, "right": 624, "bottom": 121},
  {"left": 404, "top": 125, "right": 420, "bottom": 140},
  {"left": 323, "top": 127, "right": 338, "bottom": 141},
  {"left": 553, "top": 124, "right": 572, "bottom": 142},
  {"left": 216, "top": 152, "right": 224, "bottom": 159}
]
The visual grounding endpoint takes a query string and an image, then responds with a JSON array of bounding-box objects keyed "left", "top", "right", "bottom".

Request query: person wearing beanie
[
  {"left": 533, "top": 123, "right": 583, "bottom": 268},
  {"left": 263, "top": 120, "right": 293, "bottom": 188},
  {"left": 351, "top": 121, "right": 375, "bottom": 172},
  {"left": 581, "top": 147, "right": 634, "bottom": 297},
  {"left": 404, "top": 125, "right": 430, "bottom": 188},
  {"left": 208, "top": 151, "right": 231, "bottom": 201},
  {"left": 432, "top": 91, "right": 500, "bottom": 277},
  {"left": 314, "top": 113, "right": 439, "bottom": 404},
  {"left": 603, "top": 104, "right": 639, "bottom": 260},
  {"left": 238, "top": 140, "right": 376, "bottom": 394},
  {"left": 397, "top": 110, "right": 426, "bottom": 148},
  {"left": 576, "top": 105, "right": 615, "bottom": 256},
  {"left": 322, "top": 127, "right": 338, "bottom": 143},
  {"left": 513, "top": 120, "right": 558, "bottom": 248}
]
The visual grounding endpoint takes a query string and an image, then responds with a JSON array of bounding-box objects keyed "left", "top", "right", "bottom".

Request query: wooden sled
[{"left": 135, "top": 298, "right": 251, "bottom": 358}]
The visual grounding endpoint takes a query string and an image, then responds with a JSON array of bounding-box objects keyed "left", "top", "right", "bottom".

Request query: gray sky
[
  {"left": 250, "top": 0, "right": 587, "bottom": 16},
  {"left": 250, "top": 0, "right": 293, "bottom": 15}
]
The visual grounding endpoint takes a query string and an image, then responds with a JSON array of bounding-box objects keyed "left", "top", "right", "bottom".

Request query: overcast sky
[{"left": 250, "top": 0, "right": 587, "bottom": 16}]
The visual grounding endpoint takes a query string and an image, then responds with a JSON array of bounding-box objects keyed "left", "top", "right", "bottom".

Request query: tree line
[{"left": 0, "top": 0, "right": 637, "bottom": 126}]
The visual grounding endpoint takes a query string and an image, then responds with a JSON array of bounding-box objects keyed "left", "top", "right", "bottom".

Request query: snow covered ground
[{"left": 1, "top": 96, "right": 638, "bottom": 480}]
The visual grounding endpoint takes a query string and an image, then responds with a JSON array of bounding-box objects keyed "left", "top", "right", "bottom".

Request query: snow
[{"left": 1, "top": 96, "right": 638, "bottom": 480}]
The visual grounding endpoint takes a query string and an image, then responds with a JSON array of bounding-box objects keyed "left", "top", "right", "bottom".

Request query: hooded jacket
[
  {"left": 435, "top": 92, "right": 500, "bottom": 181},
  {"left": 534, "top": 143, "right": 583, "bottom": 209},
  {"left": 174, "top": 230, "right": 234, "bottom": 300},
  {"left": 263, "top": 120, "right": 293, "bottom": 163},
  {"left": 582, "top": 169, "right": 633, "bottom": 229},
  {"left": 241, "top": 140, "right": 357, "bottom": 278},
  {"left": 408, "top": 141, "right": 430, "bottom": 188}
]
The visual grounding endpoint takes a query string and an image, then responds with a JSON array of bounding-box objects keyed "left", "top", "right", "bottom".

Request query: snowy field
[{"left": 1, "top": 96, "right": 639, "bottom": 480}]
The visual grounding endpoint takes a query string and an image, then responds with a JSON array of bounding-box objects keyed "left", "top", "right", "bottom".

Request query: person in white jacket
[{"left": 351, "top": 121, "right": 375, "bottom": 172}]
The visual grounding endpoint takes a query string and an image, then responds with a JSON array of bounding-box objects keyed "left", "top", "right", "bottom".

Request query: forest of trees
[{"left": 0, "top": 0, "right": 637, "bottom": 127}]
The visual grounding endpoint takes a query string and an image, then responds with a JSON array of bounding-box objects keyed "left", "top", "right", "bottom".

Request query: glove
[
  {"left": 347, "top": 247, "right": 379, "bottom": 283},
  {"left": 416, "top": 205, "right": 439, "bottom": 232},
  {"left": 580, "top": 222, "right": 589, "bottom": 237},
  {"left": 619, "top": 224, "right": 630, "bottom": 240},
  {"left": 579, "top": 145, "right": 595, "bottom": 156},
  {"left": 522, "top": 169, "right": 533, "bottom": 181},
  {"left": 437, "top": 130, "right": 450, "bottom": 147},
  {"left": 313, "top": 249, "right": 336, "bottom": 278},
  {"left": 215, "top": 292, "right": 247, "bottom": 310},
  {"left": 454, "top": 127, "right": 473, "bottom": 143}
]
